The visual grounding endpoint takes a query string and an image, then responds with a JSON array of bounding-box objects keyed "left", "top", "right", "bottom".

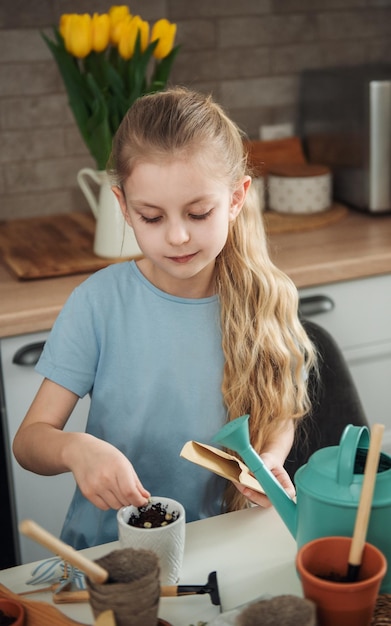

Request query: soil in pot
[
  {"left": 0, "top": 610, "right": 16, "bottom": 626},
  {"left": 127, "top": 502, "right": 180, "bottom": 528},
  {"left": 317, "top": 571, "right": 352, "bottom": 583}
]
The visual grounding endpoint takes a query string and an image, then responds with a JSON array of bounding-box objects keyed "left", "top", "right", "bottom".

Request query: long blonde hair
[{"left": 109, "top": 87, "right": 317, "bottom": 511}]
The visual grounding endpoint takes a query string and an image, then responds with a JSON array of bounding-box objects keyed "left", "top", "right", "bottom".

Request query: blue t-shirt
[{"left": 36, "top": 261, "right": 228, "bottom": 549}]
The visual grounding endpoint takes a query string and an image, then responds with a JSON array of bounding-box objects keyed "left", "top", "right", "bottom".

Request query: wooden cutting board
[
  {"left": 0, "top": 212, "right": 132, "bottom": 280},
  {"left": 0, "top": 583, "right": 86, "bottom": 626}
]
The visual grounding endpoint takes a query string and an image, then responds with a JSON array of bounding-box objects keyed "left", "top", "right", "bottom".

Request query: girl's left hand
[{"left": 234, "top": 452, "right": 296, "bottom": 508}]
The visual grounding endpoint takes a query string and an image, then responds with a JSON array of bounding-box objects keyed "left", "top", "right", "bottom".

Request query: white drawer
[
  {"left": 349, "top": 353, "right": 391, "bottom": 451},
  {"left": 299, "top": 273, "right": 391, "bottom": 451},
  {"left": 299, "top": 274, "right": 391, "bottom": 352}
]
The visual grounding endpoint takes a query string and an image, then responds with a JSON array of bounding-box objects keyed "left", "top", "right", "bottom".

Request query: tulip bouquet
[{"left": 43, "top": 6, "right": 179, "bottom": 170}]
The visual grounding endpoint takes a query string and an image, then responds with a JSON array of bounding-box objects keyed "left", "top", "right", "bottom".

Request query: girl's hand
[
  {"left": 66, "top": 433, "right": 150, "bottom": 511},
  {"left": 12, "top": 379, "right": 150, "bottom": 512},
  {"left": 234, "top": 452, "right": 296, "bottom": 508}
]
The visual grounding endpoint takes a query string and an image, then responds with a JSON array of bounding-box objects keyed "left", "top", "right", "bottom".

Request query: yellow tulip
[
  {"left": 137, "top": 18, "right": 150, "bottom": 52},
  {"left": 91, "top": 13, "right": 110, "bottom": 52},
  {"left": 117, "top": 16, "right": 150, "bottom": 60},
  {"left": 109, "top": 5, "right": 130, "bottom": 22},
  {"left": 59, "top": 14, "right": 71, "bottom": 41},
  {"left": 151, "top": 19, "right": 177, "bottom": 59},
  {"left": 114, "top": 15, "right": 131, "bottom": 54},
  {"left": 64, "top": 14, "right": 93, "bottom": 58},
  {"left": 109, "top": 5, "right": 131, "bottom": 44}
]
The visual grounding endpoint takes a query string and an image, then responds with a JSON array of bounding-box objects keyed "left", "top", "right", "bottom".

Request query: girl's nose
[{"left": 166, "top": 220, "right": 190, "bottom": 246}]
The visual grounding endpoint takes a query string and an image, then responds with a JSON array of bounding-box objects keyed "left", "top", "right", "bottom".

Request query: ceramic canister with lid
[{"left": 268, "top": 163, "right": 332, "bottom": 214}]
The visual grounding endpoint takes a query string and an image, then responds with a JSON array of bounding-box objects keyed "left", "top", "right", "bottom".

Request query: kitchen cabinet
[
  {"left": 299, "top": 273, "right": 391, "bottom": 452},
  {"left": 0, "top": 331, "right": 90, "bottom": 564}
]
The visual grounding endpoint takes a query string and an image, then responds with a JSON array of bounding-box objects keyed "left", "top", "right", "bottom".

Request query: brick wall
[{"left": 1, "top": 0, "right": 391, "bottom": 220}]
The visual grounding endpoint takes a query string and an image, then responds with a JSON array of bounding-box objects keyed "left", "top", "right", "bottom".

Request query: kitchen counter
[{"left": 1, "top": 209, "right": 391, "bottom": 338}]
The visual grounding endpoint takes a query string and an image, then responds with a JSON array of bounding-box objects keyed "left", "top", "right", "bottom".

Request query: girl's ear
[
  {"left": 229, "top": 175, "right": 252, "bottom": 221},
  {"left": 112, "top": 186, "right": 133, "bottom": 227}
]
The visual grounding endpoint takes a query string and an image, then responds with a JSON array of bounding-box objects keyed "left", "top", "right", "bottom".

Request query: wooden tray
[
  {"left": 263, "top": 203, "right": 349, "bottom": 234},
  {"left": 0, "top": 212, "right": 131, "bottom": 281},
  {"left": 0, "top": 584, "right": 86, "bottom": 626}
]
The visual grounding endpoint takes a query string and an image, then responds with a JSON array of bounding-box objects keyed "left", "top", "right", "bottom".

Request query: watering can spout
[{"left": 212, "top": 415, "right": 297, "bottom": 538}]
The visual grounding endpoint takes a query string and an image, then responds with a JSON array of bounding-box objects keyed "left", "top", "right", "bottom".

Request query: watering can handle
[
  {"left": 337, "top": 424, "right": 370, "bottom": 487},
  {"left": 77, "top": 168, "right": 102, "bottom": 218}
]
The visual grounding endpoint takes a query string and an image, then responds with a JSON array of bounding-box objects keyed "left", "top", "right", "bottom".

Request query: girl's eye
[
  {"left": 138, "top": 208, "right": 213, "bottom": 223},
  {"left": 190, "top": 209, "right": 213, "bottom": 220},
  {"left": 139, "top": 214, "right": 162, "bottom": 224}
]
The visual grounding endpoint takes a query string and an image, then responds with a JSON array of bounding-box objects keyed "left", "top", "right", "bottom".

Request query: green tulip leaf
[{"left": 152, "top": 45, "right": 181, "bottom": 85}]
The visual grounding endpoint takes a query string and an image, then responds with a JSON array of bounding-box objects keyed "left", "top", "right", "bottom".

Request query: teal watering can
[{"left": 212, "top": 415, "right": 391, "bottom": 592}]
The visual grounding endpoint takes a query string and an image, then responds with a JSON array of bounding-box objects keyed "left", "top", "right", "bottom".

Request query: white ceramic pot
[
  {"left": 268, "top": 164, "right": 332, "bottom": 214},
  {"left": 252, "top": 177, "right": 266, "bottom": 211},
  {"left": 117, "top": 497, "right": 186, "bottom": 585},
  {"left": 77, "top": 168, "right": 142, "bottom": 259}
]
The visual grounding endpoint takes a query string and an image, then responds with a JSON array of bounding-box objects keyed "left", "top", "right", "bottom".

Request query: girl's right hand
[
  {"left": 66, "top": 433, "right": 150, "bottom": 511},
  {"left": 13, "top": 379, "right": 150, "bottom": 511}
]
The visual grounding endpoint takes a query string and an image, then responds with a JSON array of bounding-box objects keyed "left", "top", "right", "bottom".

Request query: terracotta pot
[
  {"left": 296, "top": 536, "right": 387, "bottom": 626},
  {"left": 0, "top": 598, "right": 25, "bottom": 626}
]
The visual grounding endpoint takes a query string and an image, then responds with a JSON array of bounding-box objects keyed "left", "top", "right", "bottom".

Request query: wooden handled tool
[
  {"left": 19, "top": 519, "right": 109, "bottom": 584},
  {"left": 53, "top": 570, "right": 221, "bottom": 607},
  {"left": 20, "top": 520, "right": 221, "bottom": 608},
  {"left": 346, "top": 423, "right": 384, "bottom": 582}
]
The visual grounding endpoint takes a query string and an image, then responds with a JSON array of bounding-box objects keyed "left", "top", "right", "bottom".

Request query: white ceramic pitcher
[{"left": 77, "top": 168, "right": 142, "bottom": 259}]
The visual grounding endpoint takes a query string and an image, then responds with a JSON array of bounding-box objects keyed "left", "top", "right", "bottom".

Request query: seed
[
  {"left": 161, "top": 521, "right": 168, "bottom": 526},
  {"left": 143, "top": 522, "right": 152, "bottom": 528},
  {"left": 165, "top": 513, "right": 173, "bottom": 521}
]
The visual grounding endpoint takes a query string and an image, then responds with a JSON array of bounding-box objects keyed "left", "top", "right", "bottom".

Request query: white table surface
[{"left": 0, "top": 506, "right": 301, "bottom": 625}]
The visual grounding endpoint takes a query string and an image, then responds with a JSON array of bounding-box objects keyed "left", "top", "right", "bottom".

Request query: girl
[{"left": 13, "top": 87, "right": 316, "bottom": 549}]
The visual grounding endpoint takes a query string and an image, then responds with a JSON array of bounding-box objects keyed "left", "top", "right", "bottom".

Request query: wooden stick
[
  {"left": 348, "top": 423, "right": 384, "bottom": 574},
  {"left": 19, "top": 519, "right": 109, "bottom": 584},
  {"left": 54, "top": 589, "right": 90, "bottom": 603},
  {"left": 95, "top": 610, "right": 116, "bottom": 626}
]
